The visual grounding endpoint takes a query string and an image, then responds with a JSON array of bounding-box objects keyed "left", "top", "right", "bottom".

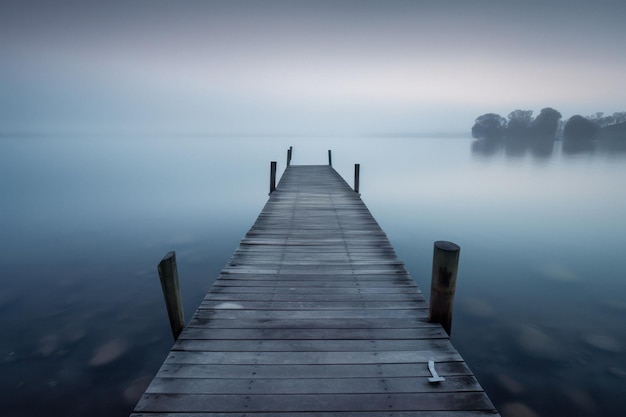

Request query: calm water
[{"left": 1, "top": 135, "right": 625, "bottom": 416}]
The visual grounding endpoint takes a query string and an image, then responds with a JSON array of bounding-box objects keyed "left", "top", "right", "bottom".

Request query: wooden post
[
  {"left": 287, "top": 147, "right": 292, "bottom": 166},
  {"left": 158, "top": 251, "right": 185, "bottom": 340},
  {"left": 270, "top": 161, "right": 277, "bottom": 194},
  {"left": 328, "top": 150, "right": 332, "bottom": 166},
  {"left": 354, "top": 163, "right": 360, "bottom": 193},
  {"left": 429, "top": 241, "right": 460, "bottom": 336}
]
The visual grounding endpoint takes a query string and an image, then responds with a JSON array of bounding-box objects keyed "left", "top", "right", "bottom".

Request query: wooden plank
[
  {"left": 207, "top": 286, "right": 422, "bottom": 294},
  {"left": 199, "top": 301, "right": 427, "bottom": 310},
  {"left": 173, "top": 337, "right": 452, "bottom": 351},
  {"left": 203, "top": 293, "right": 425, "bottom": 302},
  {"left": 177, "top": 328, "right": 448, "bottom": 341},
  {"left": 186, "top": 318, "right": 436, "bottom": 329},
  {"left": 210, "top": 280, "right": 418, "bottom": 288},
  {"left": 233, "top": 242, "right": 396, "bottom": 249},
  {"left": 134, "top": 392, "right": 495, "bottom": 413},
  {"left": 178, "top": 327, "right": 449, "bottom": 341},
  {"left": 216, "top": 273, "right": 414, "bottom": 280},
  {"left": 132, "top": 412, "right": 499, "bottom": 417},
  {"left": 155, "top": 362, "right": 474, "bottom": 379},
  {"left": 164, "top": 349, "right": 463, "bottom": 365},
  {"left": 192, "top": 309, "right": 429, "bottom": 320},
  {"left": 145, "top": 375, "right": 483, "bottom": 394}
]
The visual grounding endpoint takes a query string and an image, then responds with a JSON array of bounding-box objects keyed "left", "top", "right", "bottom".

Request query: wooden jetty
[{"left": 132, "top": 163, "right": 499, "bottom": 416}]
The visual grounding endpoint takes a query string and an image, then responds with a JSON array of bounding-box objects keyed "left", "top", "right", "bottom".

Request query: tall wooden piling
[
  {"left": 428, "top": 241, "right": 460, "bottom": 336},
  {"left": 287, "top": 147, "right": 292, "bottom": 166},
  {"left": 328, "top": 150, "right": 332, "bottom": 166},
  {"left": 270, "top": 161, "right": 277, "bottom": 194},
  {"left": 354, "top": 163, "right": 360, "bottom": 193},
  {"left": 157, "top": 251, "right": 185, "bottom": 340}
]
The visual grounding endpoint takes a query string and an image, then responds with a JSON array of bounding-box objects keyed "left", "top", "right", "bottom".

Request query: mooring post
[
  {"left": 354, "top": 163, "right": 360, "bottom": 193},
  {"left": 287, "top": 147, "right": 292, "bottom": 166},
  {"left": 328, "top": 150, "right": 332, "bottom": 167},
  {"left": 429, "top": 241, "right": 460, "bottom": 336},
  {"left": 157, "top": 251, "right": 185, "bottom": 340},
  {"left": 270, "top": 161, "right": 277, "bottom": 194}
]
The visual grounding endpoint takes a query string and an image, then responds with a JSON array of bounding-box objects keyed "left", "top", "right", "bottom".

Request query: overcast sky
[{"left": 1, "top": 0, "right": 625, "bottom": 135}]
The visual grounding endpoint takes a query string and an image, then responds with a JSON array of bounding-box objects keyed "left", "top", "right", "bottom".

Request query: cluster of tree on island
[{"left": 471, "top": 108, "right": 626, "bottom": 141}]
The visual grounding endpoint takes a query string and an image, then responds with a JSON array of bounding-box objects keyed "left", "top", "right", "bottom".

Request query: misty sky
[{"left": 1, "top": 0, "right": 625, "bottom": 135}]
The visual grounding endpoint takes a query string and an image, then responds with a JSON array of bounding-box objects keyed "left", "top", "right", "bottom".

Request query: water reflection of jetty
[{"left": 131, "top": 150, "right": 499, "bottom": 416}]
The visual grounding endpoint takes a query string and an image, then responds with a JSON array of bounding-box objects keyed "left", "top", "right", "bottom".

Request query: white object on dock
[{"left": 428, "top": 360, "right": 446, "bottom": 383}]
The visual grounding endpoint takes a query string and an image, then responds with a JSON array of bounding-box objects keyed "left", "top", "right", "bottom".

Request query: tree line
[{"left": 471, "top": 108, "right": 626, "bottom": 141}]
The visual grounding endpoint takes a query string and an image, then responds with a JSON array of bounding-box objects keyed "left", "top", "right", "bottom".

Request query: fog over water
[
  {"left": 2, "top": 1, "right": 626, "bottom": 135},
  {"left": 1, "top": 135, "right": 625, "bottom": 416}
]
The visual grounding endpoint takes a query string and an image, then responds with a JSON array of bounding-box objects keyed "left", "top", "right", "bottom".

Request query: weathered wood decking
[{"left": 132, "top": 165, "right": 498, "bottom": 416}]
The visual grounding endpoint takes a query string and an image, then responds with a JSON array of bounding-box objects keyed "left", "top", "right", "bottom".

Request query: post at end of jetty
[
  {"left": 354, "top": 163, "right": 360, "bottom": 193},
  {"left": 157, "top": 251, "right": 185, "bottom": 340},
  {"left": 287, "top": 146, "right": 292, "bottom": 166},
  {"left": 328, "top": 150, "right": 332, "bottom": 167},
  {"left": 428, "top": 241, "right": 460, "bottom": 336},
  {"left": 270, "top": 161, "right": 277, "bottom": 193}
]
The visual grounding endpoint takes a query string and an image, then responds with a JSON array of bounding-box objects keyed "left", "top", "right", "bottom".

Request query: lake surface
[{"left": 1, "top": 135, "right": 625, "bottom": 416}]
